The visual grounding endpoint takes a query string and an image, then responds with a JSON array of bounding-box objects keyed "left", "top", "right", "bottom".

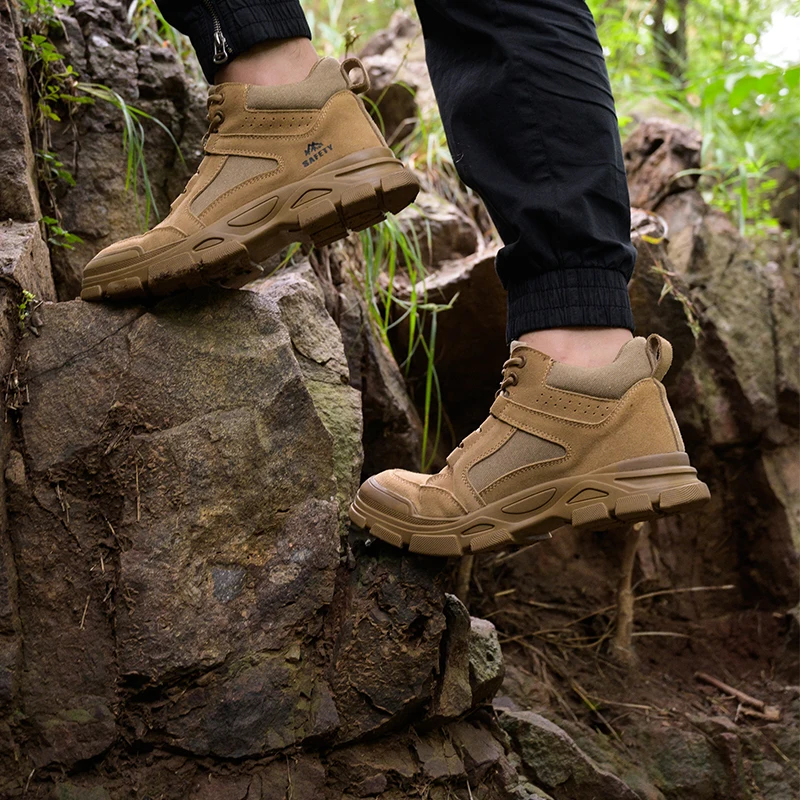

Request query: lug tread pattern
[{"left": 349, "top": 477, "right": 712, "bottom": 558}]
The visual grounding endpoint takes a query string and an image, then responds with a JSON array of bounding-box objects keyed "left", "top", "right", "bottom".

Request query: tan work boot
[
  {"left": 349, "top": 335, "right": 710, "bottom": 556},
  {"left": 81, "top": 58, "right": 418, "bottom": 301}
]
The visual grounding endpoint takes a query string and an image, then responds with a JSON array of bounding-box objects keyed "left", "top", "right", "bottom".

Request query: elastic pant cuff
[
  {"left": 506, "top": 267, "right": 634, "bottom": 342},
  {"left": 189, "top": 2, "right": 312, "bottom": 83}
]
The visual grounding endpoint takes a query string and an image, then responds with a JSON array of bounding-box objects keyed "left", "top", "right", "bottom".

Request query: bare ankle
[
  {"left": 517, "top": 327, "right": 634, "bottom": 367},
  {"left": 215, "top": 38, "right": 319, "bottom": 86}
]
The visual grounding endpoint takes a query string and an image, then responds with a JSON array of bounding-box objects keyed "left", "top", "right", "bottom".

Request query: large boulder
[
  {"left": 0, "top": 240, "right": 524, "bottom": 795},
  {"left": 6, "top": 288, "right": 356, "bottom": 767},
  {"left": 0, "top": 274, "right": 515, "bottom": 796}
]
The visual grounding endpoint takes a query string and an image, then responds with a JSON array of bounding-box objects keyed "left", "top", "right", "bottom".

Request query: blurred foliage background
[
  {"left": 126, "top": 0, "right": 799, "bottom": 236},
  {"left": 308, "top": 0, "right": 800, "bottom": 237}
]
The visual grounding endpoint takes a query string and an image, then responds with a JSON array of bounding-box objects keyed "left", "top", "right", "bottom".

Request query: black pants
[{"left": 157, "top": 0, "right": 636, "bottom": 340}]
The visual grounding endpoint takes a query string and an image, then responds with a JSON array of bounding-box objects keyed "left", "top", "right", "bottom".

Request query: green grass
[{"left": 357, "top": 214, "right": 458, "bottom": 471}]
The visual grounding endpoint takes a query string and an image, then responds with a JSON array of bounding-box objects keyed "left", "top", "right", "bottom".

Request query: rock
[
  {"left": 396, "top": 192, "right": 481, "bottom": 268},
  {"left": 561, "top": 721, "right": 667, "bottom": 800},
  {"left": 0, "top": 288, "right": 340, "bottom": 766},
  {"left": 765, "top": 257, "right": 800, "bottom": 426},
  {"left": 498, "top": 709, "right": 640, "bottom": 800},
  {"left": 326, "top": 736, "right": 419, "bottom": 789},
  {"left": 0, "top": 0, "right": 40, "bottom": 221},
  {"left": 326, "top": 548, "right": 447, "bottom": 741},
  {"left": 449, "top": 718, "right": 506, "bottom": 780},
  {"left": 429, "top": 594, "right": 473, "bottom": 721},
  {"left": 7, "top": 290, "right": 353, "bottom": 765},
  {"left": 3, "top": 284, "right": 491, "bottom": 783},
  {"left": 767, "top": 164, "right": 799, "bottom": 234},
  {"left": 337, "top": 273, "right": 425, "bottom": 475},
  {"left": 252, "top": 262, "right": 363, "bottom": 510},
  {"left": 626, "top": 723, "right": 734, "bottom": 800},
  {"left": 0, "top": 221, "right": 55, "bottom": 754},
  {"left": 46, "top": 0, "right": 207, "bottom": 299},
  {"left": 655, "top": 189, "right": 708, "bottom": 275},
  {"left": 762, "top": 445, "right": 800, "bottom": 553},
  {"left": 413, "top": 731, "right": 466, "bottom": 780},
  {"left": 0, "top": 220, "right": 57, "bottom": 302},
  {"left": 469, "top": 616, "right": 505, "bottom": 704},
  {"left": 624, "top": 118, "right": 702, "bottom": 210},
  {"left": 628, "top": 208, "right": 696, "bottom": 379}
]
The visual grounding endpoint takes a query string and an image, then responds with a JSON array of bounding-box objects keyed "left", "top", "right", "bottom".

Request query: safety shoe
[
  {"left": 349, "top": 335, "right": 710, "bottom": 556},
  {"left": 81, "top": 57, "right": 418, "bottom": 301}
]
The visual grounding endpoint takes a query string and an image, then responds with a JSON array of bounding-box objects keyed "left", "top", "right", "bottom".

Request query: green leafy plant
[
  {"left": 590, "top": 0, "right": 799, "bottom": 235},
  {"left": 17, "top": 290, "right": 37, "bottom": 325},
  {"left": 41, "top": 215, "right": 82, "bottom": 249}
]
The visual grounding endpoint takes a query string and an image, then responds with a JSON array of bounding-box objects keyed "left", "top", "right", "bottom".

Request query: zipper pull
[{"left": 213, "top": 30, "right": 230, "bottom": 64}]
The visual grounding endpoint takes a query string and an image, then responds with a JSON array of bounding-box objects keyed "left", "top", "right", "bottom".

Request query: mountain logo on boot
[{"left": 303, "top": 141, "right": 333, "bottom": 167}]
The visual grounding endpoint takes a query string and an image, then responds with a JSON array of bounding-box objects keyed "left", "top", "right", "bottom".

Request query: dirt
[{"left": 469, "top": 529, "right": 799, "bottom": 793}]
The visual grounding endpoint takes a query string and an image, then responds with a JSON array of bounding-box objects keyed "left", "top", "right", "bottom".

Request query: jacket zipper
[{"left": 201, "top": 0, "right": 231, "bottom": 64}]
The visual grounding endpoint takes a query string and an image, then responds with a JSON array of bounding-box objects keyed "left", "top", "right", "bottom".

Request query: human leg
[
  {"left": 154, "top": 0, "right": 315, "bottom": 84},
  {"left": 349, "top": 0, "right": 709, "bottom": 554},
  {"left": 417, "top": 0, "right": 636, "bottom": 366}
]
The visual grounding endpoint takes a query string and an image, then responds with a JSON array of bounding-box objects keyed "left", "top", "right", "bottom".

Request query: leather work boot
[
  {"left": 81, "top": 57, "right": 418, "bottom": 301},
  {"left": 349, "top": 335, "right": 710, "bottom": 556}
]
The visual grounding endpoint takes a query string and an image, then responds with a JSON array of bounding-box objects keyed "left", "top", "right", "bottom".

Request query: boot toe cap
[
  {"left": 358, "top": 472, "right": 418, "bottom": 516},
  {"left": 83, "top": 226, "right": 186, "bottom": 279}
]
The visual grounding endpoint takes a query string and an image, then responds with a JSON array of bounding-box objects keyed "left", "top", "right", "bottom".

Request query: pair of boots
[{"left": 82, "top": 58, "right": 709, "bottom": 555}]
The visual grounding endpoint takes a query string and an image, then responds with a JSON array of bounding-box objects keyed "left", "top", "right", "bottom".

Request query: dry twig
[
  {"left": 695, "top": 672, "right": 781, "bottom": 721},
  {"left": 609, "top": 522, "right": 644, "bottom": 666},
  {"left": 79, "top": 595, "right": 90, "bottom": 630},
  {"left": 456, "top": 554, "right": 474, "bottom": 606}
]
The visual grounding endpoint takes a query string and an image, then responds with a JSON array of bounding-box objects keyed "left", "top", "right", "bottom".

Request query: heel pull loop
[
  {"left": 647, "top": 334, "right": 673, "bottom": 381},
  {"left": 341, "top": 57, "right": 370, "bottom": 94}
]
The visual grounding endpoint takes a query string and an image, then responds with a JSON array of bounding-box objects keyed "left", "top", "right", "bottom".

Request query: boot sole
[
  {"left": 348, "top": 453, "right": 710, "bottom": 557},
  {"left": 80, "top": 147, "right": 419, "bottom": 301}
]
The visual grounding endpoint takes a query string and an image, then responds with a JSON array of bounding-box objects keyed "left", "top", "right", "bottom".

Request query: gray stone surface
[
  {"left": 429, "top": 593, "right": 473, "bottom": 721},
  {"left": 469, "top": 615, "right": 505, "bottom": 705},
  {"left": 0, "top": 0, "right": 40, "bottom": 222},
  {"left": 498, "top": 709, "right": 640, "bottom": 800}
]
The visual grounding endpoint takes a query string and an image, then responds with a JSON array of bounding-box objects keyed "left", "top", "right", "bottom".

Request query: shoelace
[
  {"left": 206, "top": 92, "right": 225, "bottom": 135},
  {"left": 496, "top": 355, "right": 526, "bottom": 398},
  {"left": 183, "top": 92, "right": 225, "bottom": 195},
  {"left": 452, "top": 354, "right": 527, "bottom": 455}
]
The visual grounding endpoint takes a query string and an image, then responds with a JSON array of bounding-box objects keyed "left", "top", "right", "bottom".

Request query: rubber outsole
[
  {"left": 348, "top": 453, "right": 711, "bottom": 557},
  {"left": 80, "top": 149, "right": 419, "bottom": 302}
]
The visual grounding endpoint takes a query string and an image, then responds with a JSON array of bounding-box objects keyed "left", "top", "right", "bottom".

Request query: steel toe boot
[
  {"left": 349, "top": 334, "right": 709, "bottom": 556},
  {"left": 81, "top": 57, "right": 418, "bottom": 301}
]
